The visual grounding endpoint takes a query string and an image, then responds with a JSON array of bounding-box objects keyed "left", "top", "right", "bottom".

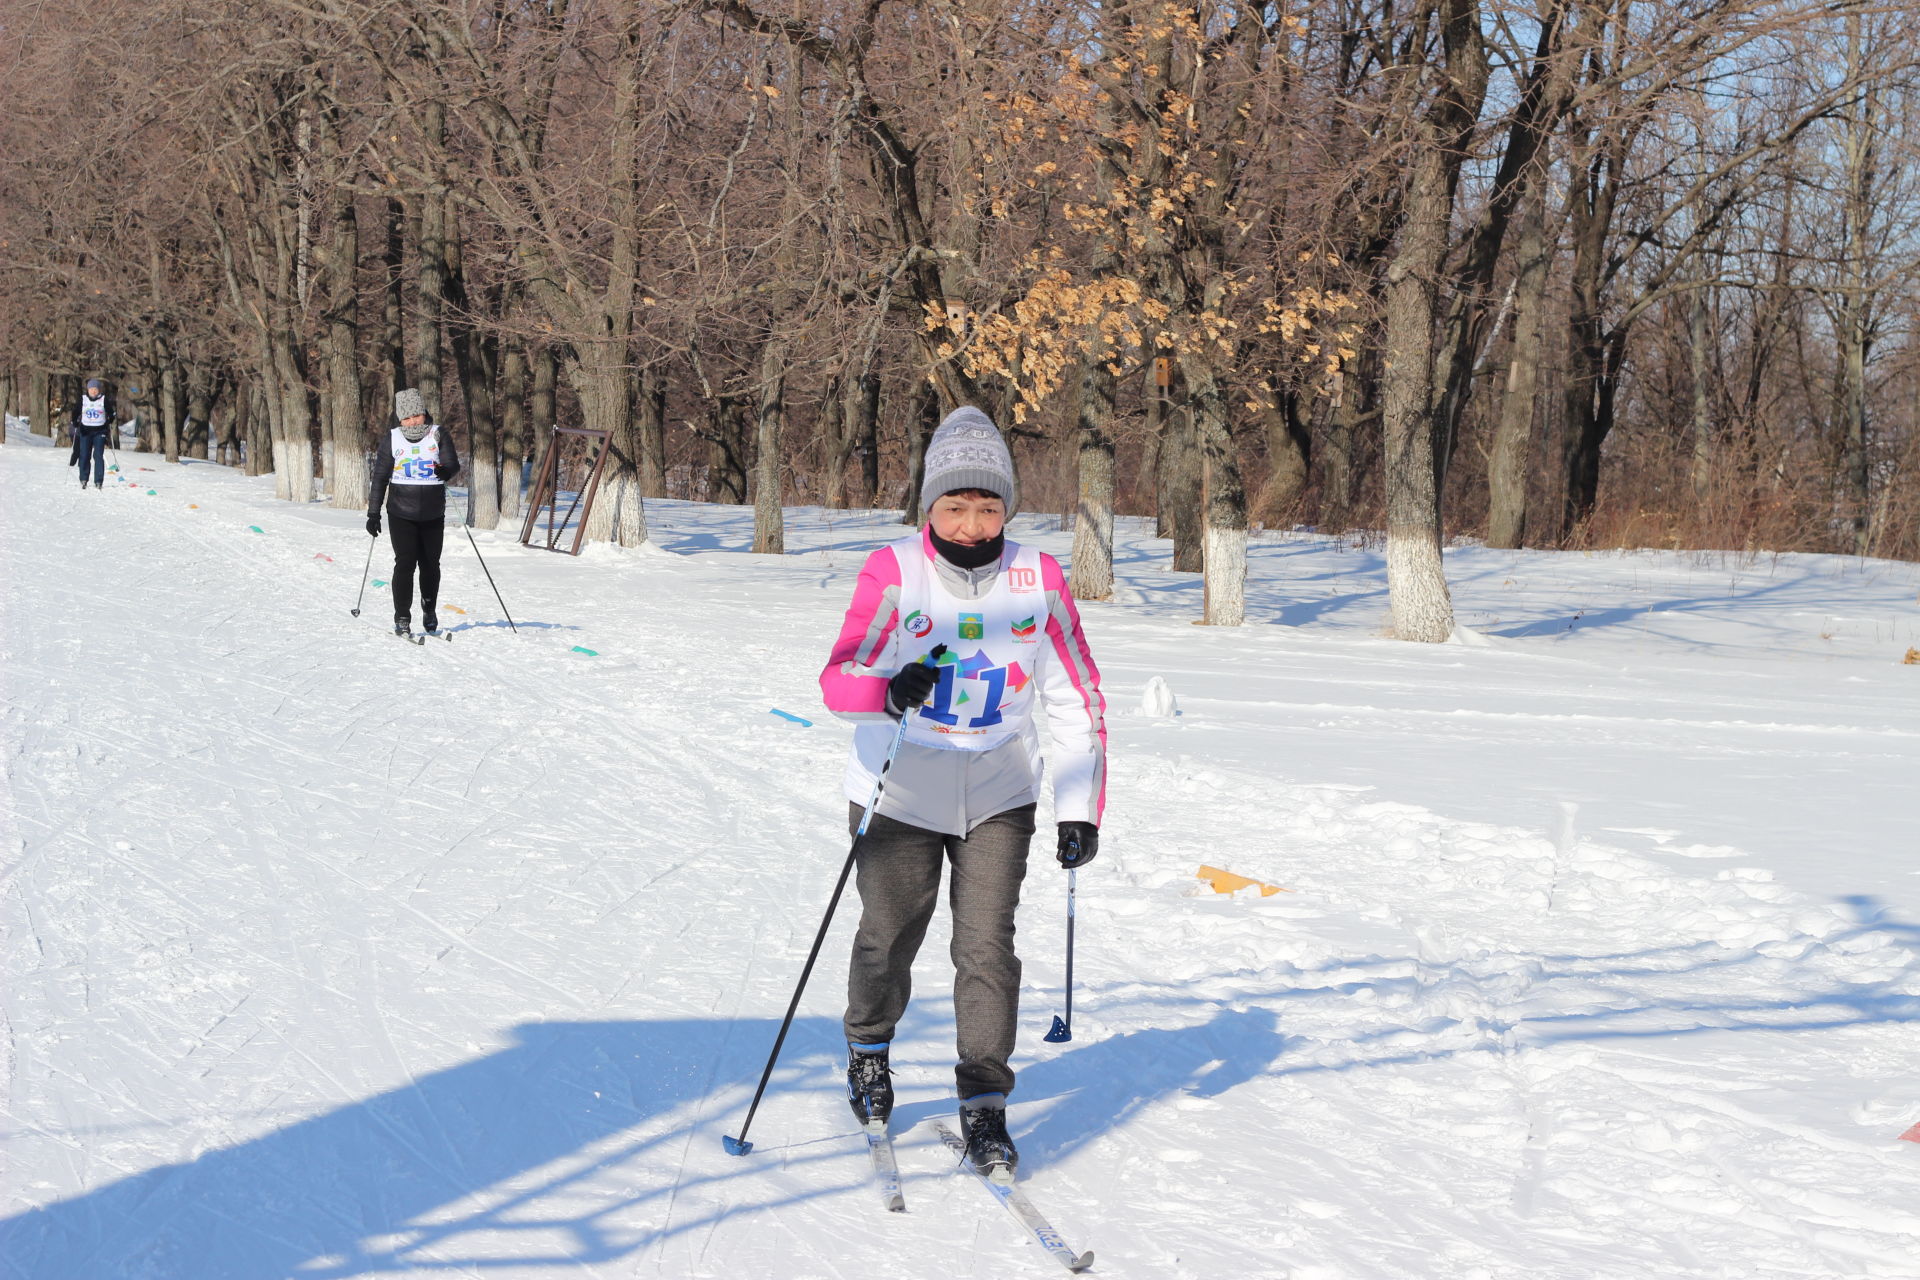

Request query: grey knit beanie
[
  {"left": 921, "top": 406, "right": 1018, "bottom": 519},
  {"left": 394, "top": 388, "right": 426, "bottom": 421}
]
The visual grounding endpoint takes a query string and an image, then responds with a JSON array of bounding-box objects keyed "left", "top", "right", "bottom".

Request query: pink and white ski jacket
[{"left": 820, "top": 527, "right": 1107, "bottom": 835}]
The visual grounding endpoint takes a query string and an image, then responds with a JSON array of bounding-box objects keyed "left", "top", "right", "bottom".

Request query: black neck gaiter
[{"left": 929, "top": 528, "right": 1005, "bottom": 570}]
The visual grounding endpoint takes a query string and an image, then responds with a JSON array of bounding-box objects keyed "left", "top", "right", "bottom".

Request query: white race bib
[
  {"left": 891, "top": 540, "right": 1047, "bottom": 752},
  {"left": 80, "top": 396, "right": 107, "bottom": 428},
  {"left": 390, "top": 426, "right": 443, "bottom": 486}
]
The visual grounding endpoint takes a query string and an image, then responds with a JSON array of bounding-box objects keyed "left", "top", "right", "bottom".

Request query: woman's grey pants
[{"left": 843, "top": 803, "right": 1036, "bottom": 1099}]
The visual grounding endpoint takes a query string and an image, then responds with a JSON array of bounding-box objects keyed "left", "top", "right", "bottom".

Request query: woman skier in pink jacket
[{"left": 818, "top": 406, "right": 1107, "bottom": 1182}]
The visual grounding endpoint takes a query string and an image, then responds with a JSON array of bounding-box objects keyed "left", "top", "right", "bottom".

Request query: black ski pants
[{"left": 389, "top": 515, "right": 444, "bottom": 623}]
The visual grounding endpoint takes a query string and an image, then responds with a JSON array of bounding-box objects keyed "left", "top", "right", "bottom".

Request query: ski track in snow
[{"left": 4, "top": 432, "right": 1920, "bottom": 1278}]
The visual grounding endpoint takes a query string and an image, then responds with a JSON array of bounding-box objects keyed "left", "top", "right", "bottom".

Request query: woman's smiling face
[{"left": 928, "top": 490, "right": 1006, "bottom": 545}]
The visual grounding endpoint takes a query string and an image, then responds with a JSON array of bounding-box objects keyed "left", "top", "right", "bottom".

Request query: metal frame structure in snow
[{"left": 519, "top": 426, "right": 612, "bottom": 556}]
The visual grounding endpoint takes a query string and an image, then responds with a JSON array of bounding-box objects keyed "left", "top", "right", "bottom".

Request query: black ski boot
[
  {"left": 847, "top": 1044, "right": 893, "bottom": 1129},
  {"left": 421, "top": 602, "right": 439, "bottom": 636},
  {"left": 958, "top": 1094, "right": 1018, "bottom": 1182},
  {"left": 394, "top": 612, "right": 411, "bottom": 638}
]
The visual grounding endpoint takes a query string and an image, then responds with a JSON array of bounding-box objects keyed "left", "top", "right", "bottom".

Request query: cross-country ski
[
  {"left": 866, "top": 1123, "right": 906, "bottom": 1213},
  {"left": 935, "top": 1123, "right": 1093, "bottom": 1272}
]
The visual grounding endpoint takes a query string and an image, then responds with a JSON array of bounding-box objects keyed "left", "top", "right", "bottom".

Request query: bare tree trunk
[
  {"left": 1147, "top": 369, "right": 1172, "bottom": 537},
  {"left": 901, "top": 380, "right": 938, "bottom": 525},
  {"left": 530, "top": 346, "right": 556, "bottom": 481},
  {"left": 1688, "top": 283, "right": 1713, "bottom": 503},
  {"left": 1257, "top": 387, "right": 1310, "bottom": 528},
  {"left": 1382, "top": 142, "right": 1459, "bottom": 641},
  {"left": 230, "top": 380, "right": 250, "bottom": 470},
  {"left": 574, "top": 346, "right": 647, "bottom": 546},
  {"left": 412, "top": 197, "right": 446, "bottom": 424},
  {"left": 214, "top": 373, "right": 239, "bottom": 465},
  {"left": 1379, "top": 0, "right": 1481, "bottom": 641},
  {"left": 324, "top": 178, "right": 366, "bottom": 510},
  {"left": 380, "top": 198, "right": 406, "bottom": 415},
  {"left": 1071, "top": 358, "right": 1116, "bottom": 601},
  {"left": 158, "top": 338, "right": 183, "bottom": 464},
  {"left": 819, "top": 373, "right": 848, "bottom": 507},
  {"left": 27, "top": 369, "right": 49, "bottom": 438},
  {"left": 637, "top": 370, "right": 667, "bottom": 499},
  {"left": 273, "top": 330, "right": 315, "bottom": 503},
  {"left": 184, "top": 365, "right": 214, "bottom": 460},
  {"left": 499, "top": 341, "right": 528, "bottom": 522},
  {"left": 1835, "top": 13, "right": 1878, "bottom": 556},
  {"left": 446, "top": 217, "right": 500, "bottom": 529},
  {"left": 1322, "top": 380, "right": 1357, "bottom": 534},
  {"left": 1161, "top": 397, "right": 1204, "bottom": 572},
  {"left": 1487, "top": 180, "right": 1552, "bottom": 549},
  {"left": 752, "top": 337, "right": 787, "bottom": 554},
  {"left": 1187, "top": 367, "right": 1248, "bottom": 625},
  {"left": 858, "top": 373, "right": 881, "bottom": 507},
  {"left": 246, "top": 379, "right": 272, "bottom": 478}
]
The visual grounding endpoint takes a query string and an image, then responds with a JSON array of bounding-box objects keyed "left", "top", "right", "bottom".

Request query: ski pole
[
  {"left": 724, "top": 644, "right": 947, "bottom": 1157},
  {"left": 1044, "top": 868, "right": 1077, "bottom": 1043},
  {"left": 350, "top": 533, "right": 376, "bottom": 617},
  {"left": 465, "top": 527, "right": 518, "bottom": 633}
]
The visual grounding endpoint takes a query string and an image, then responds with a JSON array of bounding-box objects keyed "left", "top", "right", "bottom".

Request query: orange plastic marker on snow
[{"left": 1196, "top": 865, "right": 1291, "bottom": 897}]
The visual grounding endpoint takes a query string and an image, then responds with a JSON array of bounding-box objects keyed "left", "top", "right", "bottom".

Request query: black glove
[
  {"left": 366, "top": 512, "right": 382, "bottom": 537},
  {"left": 434, "top": 462, "right": 456, "bottom": 481},
  {"left": 1057, "top": 822, "right": 1099, "bottom": 869},
  {"left": 886, "top": 660, "right": 939, "bottom": 713}
]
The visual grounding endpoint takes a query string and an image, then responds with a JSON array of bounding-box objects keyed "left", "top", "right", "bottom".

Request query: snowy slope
[{"left": 4, "top": 434, "right": 1920, "bottom": 1279}]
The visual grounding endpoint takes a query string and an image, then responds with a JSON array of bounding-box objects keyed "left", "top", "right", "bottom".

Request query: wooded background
[{"left": 4, "top": 0, "right": 1917, "bottom": 636}]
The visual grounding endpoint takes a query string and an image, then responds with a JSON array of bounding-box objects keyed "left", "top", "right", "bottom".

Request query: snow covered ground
[{"left": 5, "top": 427, "right": 1920, "bottom": 1279}]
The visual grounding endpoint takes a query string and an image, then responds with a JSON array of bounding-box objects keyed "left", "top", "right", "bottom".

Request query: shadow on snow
[{"left": 8, "top": 897, "right": 1915, "bottom": 1276}]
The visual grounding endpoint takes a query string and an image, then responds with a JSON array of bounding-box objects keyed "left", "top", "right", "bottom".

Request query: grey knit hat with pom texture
[{"left": 920, "top": 407, "right": 1018, "bottom": 519}]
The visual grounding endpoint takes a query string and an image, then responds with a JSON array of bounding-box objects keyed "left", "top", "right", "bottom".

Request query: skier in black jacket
[
  {"left": 68, "top": 378, "right": 116, "bottom": 490},
  {"left": 366, "top": 388, "right": 462, "bottom": 637}
]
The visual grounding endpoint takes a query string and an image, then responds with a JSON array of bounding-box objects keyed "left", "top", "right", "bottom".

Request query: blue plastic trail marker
[{"left": 769, "top": 708, "right": 813, "bottom": 727}]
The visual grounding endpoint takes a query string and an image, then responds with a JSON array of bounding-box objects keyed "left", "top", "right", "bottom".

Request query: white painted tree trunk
[{"left": 1203, "top": 524, "right": 1248, "bottom": 627}]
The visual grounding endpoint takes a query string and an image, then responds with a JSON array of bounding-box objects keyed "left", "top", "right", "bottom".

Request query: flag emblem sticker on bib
[
  {"left": 1011, "top": 616, "right": 1037, "bottom": 641},
  {"left": 958, "top": 613, "right": 985, "bottom": 640}
]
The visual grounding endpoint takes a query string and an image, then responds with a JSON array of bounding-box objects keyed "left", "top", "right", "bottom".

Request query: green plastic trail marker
[
  {"left": 571, "top": 646, "right": 599, "bottom": 656},
  {"left": 248, "top": 525, "right": 262, "bottom": 532}
]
